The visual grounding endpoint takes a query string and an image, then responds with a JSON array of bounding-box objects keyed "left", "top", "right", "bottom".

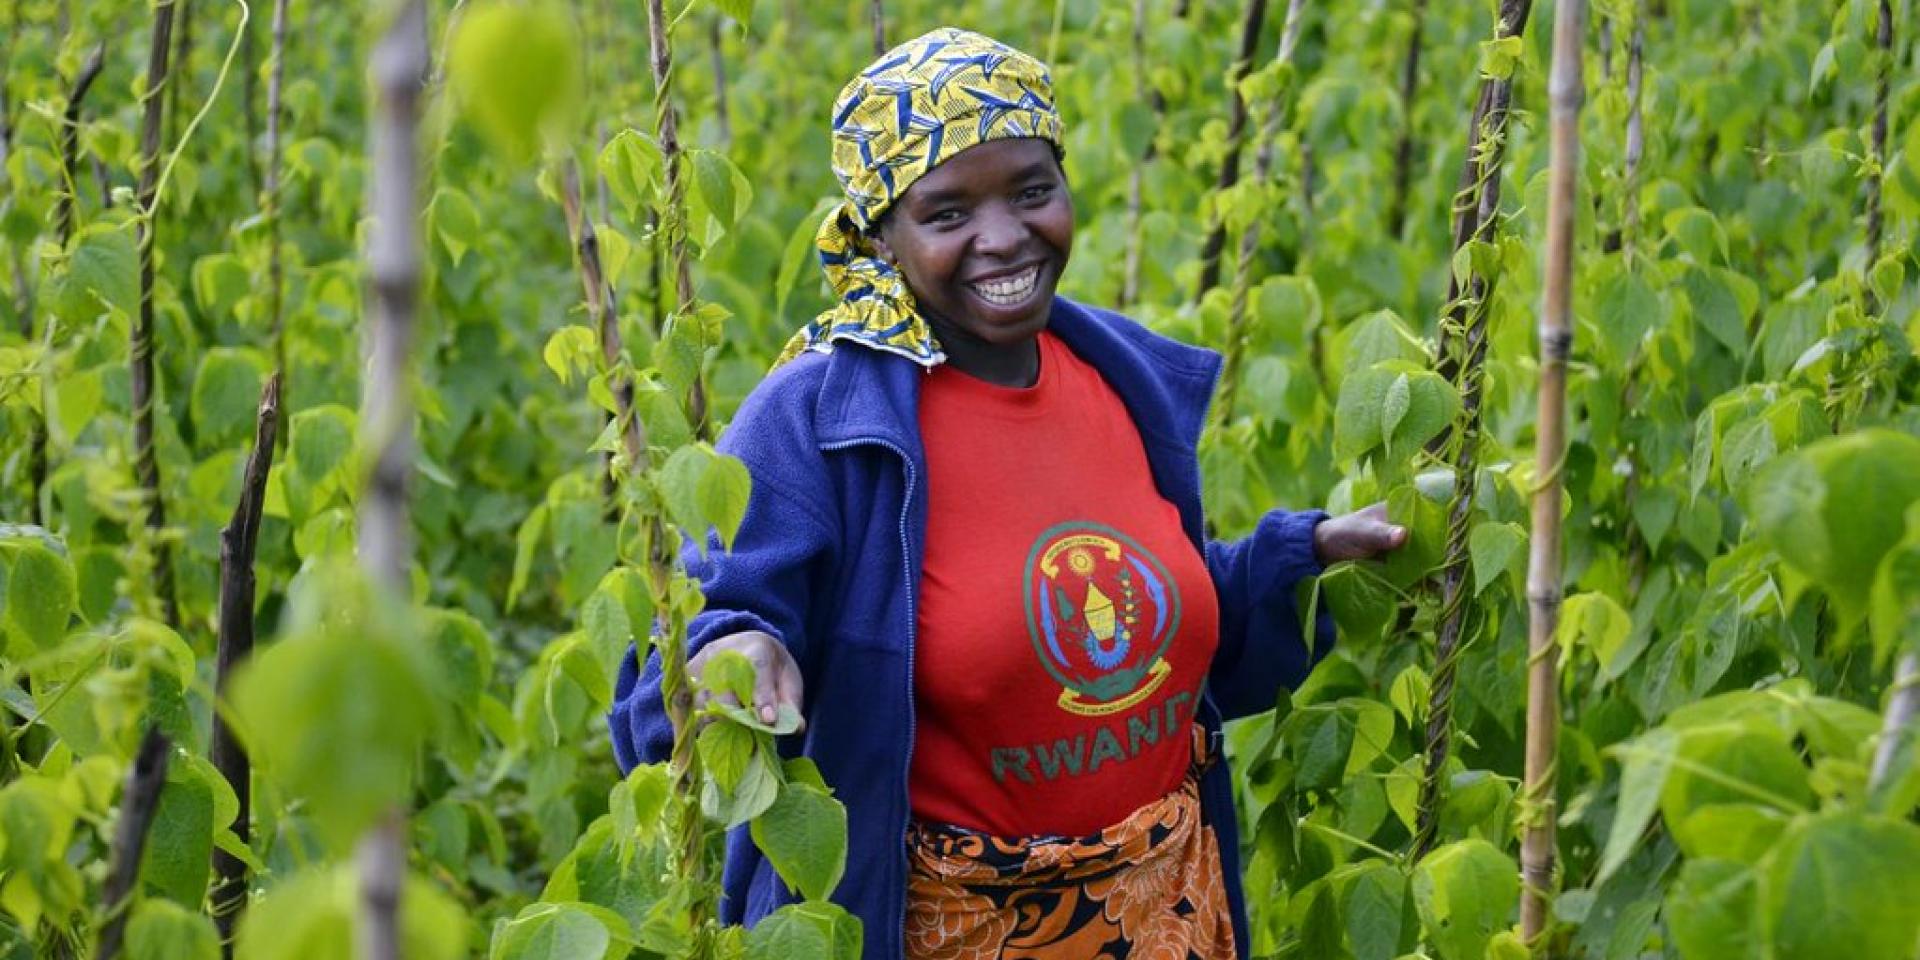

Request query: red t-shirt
[{"left": 909, "top": 331, "right": 1221, "bottom": 837}]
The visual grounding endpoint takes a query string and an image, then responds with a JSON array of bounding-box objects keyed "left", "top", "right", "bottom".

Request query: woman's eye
[
  {"left": 1018, "top": 184, "right": 1054, "bottom": 203},
  {"left": 926, "top": 209, "right": 963, "bottom": 224}
]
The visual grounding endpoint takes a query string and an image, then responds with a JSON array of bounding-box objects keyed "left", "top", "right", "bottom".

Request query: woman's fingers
[{"left": 1315, "top": 503, "right": 1410, "bottom": 563}]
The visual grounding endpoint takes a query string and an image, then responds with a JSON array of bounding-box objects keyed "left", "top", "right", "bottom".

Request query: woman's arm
[{"left": 1204, "top": 505, "right": 1406, "bottom": 720}]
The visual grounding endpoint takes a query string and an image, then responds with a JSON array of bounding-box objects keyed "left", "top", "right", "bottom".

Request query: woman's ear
[{"left": 869, "top": 223, "right": 897, "bottom": 266}]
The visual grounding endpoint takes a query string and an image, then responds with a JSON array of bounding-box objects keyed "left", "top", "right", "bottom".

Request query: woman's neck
[{"left": 927, "top": 318, "right": 1042, "bottom": 387}]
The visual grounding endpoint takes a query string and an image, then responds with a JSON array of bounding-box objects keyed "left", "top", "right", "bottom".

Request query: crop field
[{"left": 0, "top": 0, "right": 1917, "bottom": 958}]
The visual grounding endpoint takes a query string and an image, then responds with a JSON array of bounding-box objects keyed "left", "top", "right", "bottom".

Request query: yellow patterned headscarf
[{"left": 774, "top": 28, "right": 1065, "bottom": 368}]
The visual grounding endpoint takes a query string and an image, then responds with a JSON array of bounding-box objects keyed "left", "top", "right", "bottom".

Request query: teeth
[{"left": 970, "top": 265, "right": 1040, "bottom": 306}]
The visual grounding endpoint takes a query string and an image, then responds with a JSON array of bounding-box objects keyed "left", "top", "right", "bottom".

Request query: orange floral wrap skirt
[{"left": 903, "top": 727, "right": 1236, "bottom": 960}]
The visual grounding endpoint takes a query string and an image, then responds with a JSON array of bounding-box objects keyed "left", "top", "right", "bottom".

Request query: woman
[{"left": 611, "top": 28, "right": 1406, "bottom": 959}]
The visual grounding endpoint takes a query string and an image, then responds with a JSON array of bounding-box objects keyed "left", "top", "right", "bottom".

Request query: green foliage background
[{"left": 1, "top": 0, "right": 1918, "bottom": 957}]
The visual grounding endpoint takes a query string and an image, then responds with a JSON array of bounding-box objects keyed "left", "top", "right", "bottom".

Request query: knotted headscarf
[{"left": 774, "top": 28, "right": 1065, "bottom": 369}]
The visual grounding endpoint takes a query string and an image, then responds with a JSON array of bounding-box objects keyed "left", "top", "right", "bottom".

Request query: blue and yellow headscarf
[{"left": 775, "top": 28, "right": 1065, "bottom": 368}]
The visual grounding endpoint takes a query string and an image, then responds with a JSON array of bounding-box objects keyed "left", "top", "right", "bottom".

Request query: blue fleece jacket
[{"left": 610, "top": 297, "right": 1333, "bottom": 959}]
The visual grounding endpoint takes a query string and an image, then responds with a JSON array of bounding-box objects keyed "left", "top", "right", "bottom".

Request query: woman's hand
[
  {"left": 1313, "top": 502, "right": 1409, "bottom": 565},
  {"left": 689, "top": 630, "right": 807, "bottom": 731}
]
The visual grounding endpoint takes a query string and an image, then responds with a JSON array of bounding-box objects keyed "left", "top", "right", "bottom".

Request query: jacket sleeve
[
  {"left": 609, "top": 375, "right": 837, "bottom": 773},
  {"left": 1205, "top": 508, "right": 1334, "bottom": 720}
]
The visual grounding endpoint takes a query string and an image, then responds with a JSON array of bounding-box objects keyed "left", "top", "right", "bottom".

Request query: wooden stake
[
  {"left": 1387, "top": 0, "right": 1428, "bottom": 239},
  {"left": 208, "top": 374, "right": 279, "bottom": 954},
  {"left": 1521, "top": 0, "right": 1583, "bottom": 943},
  {"left": 265, "top": 0, "right": 289, "bottom": 400},
  {"left": 871, "top": 0, "right": 885, "bottom": 56},
  {"left": 1872, "top": 654, "right": 1920, "bottom": 791},
  {"left": 560, "top": 160, "right": 644, "bottom": 469},
  {"left": 1216, "top": 0, "right": 1306, "bottom": 428},
  {"left": 56, "top": 43, "right": 106, "bottom": 247},
  {"left": 134, "top": 0, "right": 181, "bottom": 629},
  {"left": 1413, "top": 0, "right": 1534, "bottom": 861},
  {"left": 94, "top": 728, "right": 172, "bottom": 960},
  {"left": 1192, "top": 0, "right": 1270, "bottom": 303},
  {"left": 645, "top": 0, "right": 706, "bottom": 440},
  {"left": 357, "top": 2, "right": 427, "bottom": 957}
]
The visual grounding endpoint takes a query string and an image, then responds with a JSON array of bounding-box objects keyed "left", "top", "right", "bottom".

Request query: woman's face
[{"left": 874, "top": 138, "right": 1074, "bottom": 358}]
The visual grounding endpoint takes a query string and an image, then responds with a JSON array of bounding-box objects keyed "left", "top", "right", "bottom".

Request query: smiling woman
[{"left": 609, "top": 26, "right": 1407, "bottom": 960}]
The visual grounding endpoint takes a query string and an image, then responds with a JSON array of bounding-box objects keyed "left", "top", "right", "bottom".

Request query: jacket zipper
[{"left": 819, "top": 436, "right": 918, "bottom": 960}]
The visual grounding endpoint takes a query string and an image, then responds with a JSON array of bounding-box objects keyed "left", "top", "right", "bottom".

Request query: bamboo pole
[
  {"left": 645, "top": 0, "right": 705, "bottom": 439},
  {"left": 1216, "top": 0, "right": 1306, "bottom": 428},
  {"left": 1520, "top": 0, "right": 1582, "bottom": 942},
  {"left": 1872, "top": 655, "right": 1919, "bottom": 789},
  {"left": 1192, "top": 0, "right": 1270, "bottom": 303},
  {"left": 167, "top": 0, "right": 191, "bottom": 151},
  {"left": 1621, "top": 9, "right": 1643, "bottom": 251},
  {"left": 1387, "top": 0, "right": 1428, "bottom": 238},
  {"left": 94, "top": 728, "right": 172, "bottom": 960},
  {"left": 1412, "top": 0, "right": 1534, "bottom": 861},
  {"left": 870, "top": 0, "right": 885, "bottom": 56},
  {"left": 208, "top": 375, "right": 279, "bottom": 953},
  {"left": 2, "top": 1, "right": 26, "bottom": 342},
  {"left": 357, "top": 2, "right": 427, "bottom": 957},
  {"left": 134, "top": 0, "right": 181, "bottom": 629}
]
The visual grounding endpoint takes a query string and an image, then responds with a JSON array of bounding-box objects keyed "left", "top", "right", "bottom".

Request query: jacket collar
[{"left": 812, "top": 296, "right": 1223, "bottom": 455}]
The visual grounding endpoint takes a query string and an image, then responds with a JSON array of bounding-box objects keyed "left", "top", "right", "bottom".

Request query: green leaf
[
  {"left": 489, "top": 903, "right": 615, "bottom": 960},
  {"left": 1468, "top": 521, "right": 1525, "bottom": 596},
  {"left": 1869, "top": 502, "right": 1920, "bottom": 665},
  {"left": 696, "top": 719, "right": 756, "bottom": 792},
  {"left": 715, "top": 0, "right": 754, "bottom": 26},
  {"left": 1320, "top": 562, "right": 1394, "bottom": 645},
  {"left": 659, "top": 444, "right": 713, "bottom": 541},
  {"left": 1591, "top": 265, "right": 1659, "bottom": 362},
  {"left": 1661, "top": 727, "right": 1812, "bottom": 854},
  {"left": 1380, "top": 373, "right": 1410, "bottom": 449},
  {"left": 776, "top": 197, "right": 840, "bottom": 320},
  {"left": 543, "top": 325, "right": 599, "bottom": 387},
  {"left": 1748, "top": 429, "right": 1920, "bottom": 628},
  {"left": 1333, "top": 366, "right": 1392, "bottom": 462},
  {"left": 1598, "top": 728, "right": 1678, "bottom": 886},
  {"left": 750, "top": 781, "right": 849, "bottom": 901},
  {"left": 431, "top": 188, "right": 481, "bottom": 267},
  {"left": 698, "top": 453, "right": 752, "bottom": 551},
  {"left": 51, "top": 364, "right": 103, "bottom": 444},
  {"left": 191, "top": 253, "right": 251, "bottom": 322},
  {"left": 599, "top": 129, "right": 663, "bottom": 220},
  {"left": 1343, "top": 862, "right": 1413, "bottom": 960},
  {"left": 1665, "top": 859, "right": 1762, "bottom": 960},
  {"left": 235, "top": 865, "right": 468, "bottom": 960},
  {"left": 1684, "top": 267, "right": 1749, "bottom": 357},
  {"left": 64, "top": 224, "right": 139, "bottom": 318},
  {"left": 139, "top": 759, "right": 214, "bottom": 906},
  {"left": 743, "top": 901, "right": 862, "bottom": 960},
  {"left": 189, "top": 348, "right": 268, "bottom": 448},
  {"left": 1412, "top": 838, "right": 1519, "bottom": 960},
  {"left": 1763, "top": 811, "right": 1920, "bottom": 960},
  {"left": 1559, "top": 592, "right": 1635, "bottom": 680},
  {"left": 447, "top": 2, "right": 580, "bottom": 162},
  {"left": 5, "top": 542, "right": 75, "bottom": 653},
  {"left": 126, "top": 899, "right": 220, "bottom": 960}
]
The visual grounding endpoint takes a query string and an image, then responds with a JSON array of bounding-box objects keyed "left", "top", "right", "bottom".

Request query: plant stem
[
  {"left": 135, "top": 0, "right": 181, "bottom": 629},
  {"left": 95, "top": 728, "right": 172, "bottom": 960},
  {"left": 209, "top": 373, "right": 279, "bottom": 953},
  {"left": 1192, "top": 0, "right": 1269, "bottom": 304},
  {"left": 1413, "top": 0, "right": 1533, "bottom": 862},
  {"left": 561, "top": 160, "right": 644, "bottom": 468},
  {"left": 1521, "top": 0, "right": 1583, "bottom": 942},
  {"left": 645, "top": 0, "right": 705, "bottom": 440},
  {"left": 357, "top": 2, "right": 426, "bottom": 956},
  {"left": 1388, "top": 0, "right": 1428, "bottom": 239},
  {"left": 240, "top": 7, "right": 259, "bottom": 199}
]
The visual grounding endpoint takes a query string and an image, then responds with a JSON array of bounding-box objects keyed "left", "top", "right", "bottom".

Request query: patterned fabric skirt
[{"left": 904, "top": 727, "right": 1236, "bottom": 960}]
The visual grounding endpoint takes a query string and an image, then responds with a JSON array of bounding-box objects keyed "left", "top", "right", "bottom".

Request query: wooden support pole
[
  {"left": 645, "top": 0, "right": 705, "bottom": 440},
  {"left": 134, "top": 0, "right": 181, "bottom": 629},
  {"left": 94, "top": 729, "right": 172, "bottom": 960},
  {"left": 357, "top": 2, "right": 427, "bottom": 958},
  {"left": 208, "top": 374, "right": 279, "bottom": 954},
  {"left": 1520, "top": 0, "right": 1583, "bottom": 943},
  {"left": 1192, "top": 0, "right": 1270, "bottom": 303},
  {"left": 1388, "top": 0, "right": 1428, "bottom": 238}
]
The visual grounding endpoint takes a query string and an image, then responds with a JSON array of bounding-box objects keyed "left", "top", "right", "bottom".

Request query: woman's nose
[{"left": 971, "top": 205, "right": 1029, "bottom": 256}]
